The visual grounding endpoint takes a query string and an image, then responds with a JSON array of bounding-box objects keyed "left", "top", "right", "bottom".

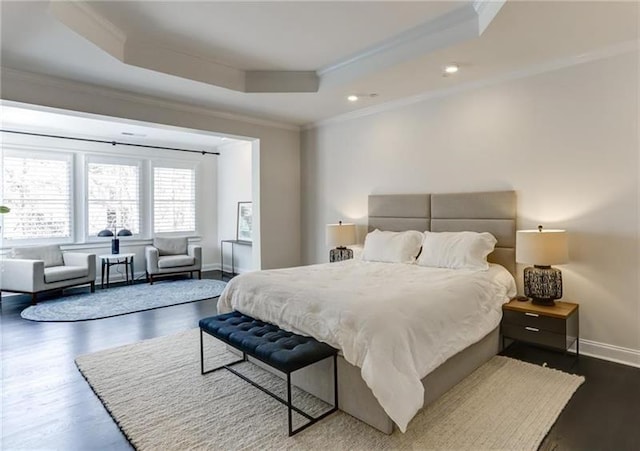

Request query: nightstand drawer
[
  {"left": 502, "top": 309, "right": 566, "bottom": 334},
  {"left": 501, "top": 324, "right": 567, "bottom": 350}
]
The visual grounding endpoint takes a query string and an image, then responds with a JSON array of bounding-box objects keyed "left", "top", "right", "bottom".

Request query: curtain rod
[{"left": 0, "top": 129, "right": 220, "bottom": 156}]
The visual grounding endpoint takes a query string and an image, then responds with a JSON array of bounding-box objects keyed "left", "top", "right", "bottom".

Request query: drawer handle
[
  {"left": 525, "top": 312, "right": 539, "bottom": 317},
  {"left": 525, "top": 327, "right": 539, "bottom": 332}
]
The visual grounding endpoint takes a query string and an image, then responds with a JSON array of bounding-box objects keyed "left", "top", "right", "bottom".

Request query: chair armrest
[
  {"left": 1, "top": 259, "right": 45, "bottom": 292},
  {"left": 145, "top": 246, "right": 159, "bottom": 273},
  {"left": 188, "top": 245, "right": 202, "bottom": 267}
]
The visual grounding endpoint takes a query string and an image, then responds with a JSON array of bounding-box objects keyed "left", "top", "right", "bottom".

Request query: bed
[{"left": 217, "top": 191, "right": 517, "bottom": 434}]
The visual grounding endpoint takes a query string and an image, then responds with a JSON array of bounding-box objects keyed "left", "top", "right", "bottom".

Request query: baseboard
[
  {"left": 568, "top": 339, "right": 640, "bottom": 368},
  {"left": 204, "top": 263, "right": 251, "bottom": 275}
]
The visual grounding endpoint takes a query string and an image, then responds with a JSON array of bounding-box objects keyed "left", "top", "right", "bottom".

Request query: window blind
[
  {"left": 2, "top": 155, "right": 72, "bottom": 240},
  {"left": 154, "top": 166, "right": 196, "bottom": 233},
  {"left": 87, "top": 162, "right": 140, "bottom": 236}
]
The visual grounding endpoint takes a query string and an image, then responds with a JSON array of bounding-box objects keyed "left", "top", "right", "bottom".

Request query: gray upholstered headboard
[{"left": 368, "top": 191, "right": 516, "bottom": 275}]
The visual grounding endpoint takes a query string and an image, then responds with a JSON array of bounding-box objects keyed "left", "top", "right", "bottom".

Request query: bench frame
[{"left": 200, "top": 328, "right": 338, "bottom": 436}]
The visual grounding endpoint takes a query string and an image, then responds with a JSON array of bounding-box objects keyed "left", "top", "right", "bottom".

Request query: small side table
[
  {"left": 99, "top": 253, "right": 135, "bottom": 289},
  {"left": 502, "top": 299, "right": 579, "bottom": 357},
  {"left": 220, "top": 240, "right": 252, "bottom": 276}
]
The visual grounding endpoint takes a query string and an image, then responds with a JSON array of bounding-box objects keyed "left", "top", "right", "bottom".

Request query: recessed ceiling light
[
  {"left": 444, "top": 64, "right": 459, "bottom": 74},
  {"left": 347, "top": 95, "right": 359, "bottom": 102}
]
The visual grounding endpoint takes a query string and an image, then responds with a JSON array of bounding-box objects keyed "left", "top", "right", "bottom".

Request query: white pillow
[
  {"left": 362, "top": 230, "right": 424, "bottom": 263},
  {"left": 417, "top": 231, "right": 497, "bottom": 270}
]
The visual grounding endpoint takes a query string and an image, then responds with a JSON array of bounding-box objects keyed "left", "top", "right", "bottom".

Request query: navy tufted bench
[{"left": 199, "top": 311, "right": 338, "bottom": 436}]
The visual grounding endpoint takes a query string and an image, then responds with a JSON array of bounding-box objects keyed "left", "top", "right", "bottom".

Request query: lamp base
[
  {"left": 111, "top": 238, "right": 120, "bottom": 254},
  {"left": 329, "top": 247, "right": 353, "bottom": 263},
  {"left": 530, "top": 297, "right": 557, "bottom": 307},
  {"left": 524, "top": 265, "right": 562, "bottom": 305}
]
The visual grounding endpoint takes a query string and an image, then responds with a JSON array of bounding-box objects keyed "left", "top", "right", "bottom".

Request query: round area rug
[{"left": 21, "top": 279, "right": 227, "bottom": 322}]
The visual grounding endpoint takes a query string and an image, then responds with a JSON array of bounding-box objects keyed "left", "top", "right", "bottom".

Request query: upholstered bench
[{"left": 199, "top": 311, "right": 338, "bottom": 436}]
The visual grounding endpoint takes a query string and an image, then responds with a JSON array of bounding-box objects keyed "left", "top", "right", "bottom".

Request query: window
[
  {"left": 153, "top": 166, "right": 196, "bottom": 233},
  {"left": 2, "top": 153, "right": 72, "bottom": 241},
  {"left": 87, "top": 160, "right": 140, "bottom": 236}
]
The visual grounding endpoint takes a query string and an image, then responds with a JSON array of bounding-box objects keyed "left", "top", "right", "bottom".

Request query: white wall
[
  {"left": 217, "top": 140, "right": 253, "bottom": 273},
  {"left": 0, "top": 70, "right": 301, "bottom": 271},
  {"left": 301, "top": 52, "right": 639, "bottom": 366}
]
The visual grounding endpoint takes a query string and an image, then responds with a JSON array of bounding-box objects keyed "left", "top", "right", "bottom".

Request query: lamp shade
[
  {"left": 516, "top": 228, "right": 568, "bottom": 266},
  {"left": 326, "top": 222, "right": 356, "bottom": 248}
]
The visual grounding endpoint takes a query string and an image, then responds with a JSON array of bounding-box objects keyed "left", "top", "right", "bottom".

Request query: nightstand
[{"left": 501, "top": 299, "right": 579, "bottom": 356}]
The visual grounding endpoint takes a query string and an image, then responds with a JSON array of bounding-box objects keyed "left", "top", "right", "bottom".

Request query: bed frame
[{"left": 241, "top": 191, "right": 516, "bottom": 434}]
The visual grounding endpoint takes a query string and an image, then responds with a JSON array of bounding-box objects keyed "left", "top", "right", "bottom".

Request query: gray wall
[
  {"left": 1, "top": 71, "right": 301, "bottom": 271},
  {"left": 301, "top": 52, "right": 639, "bottom": 365},
  {"left": 217, "top": 140, "right": 254, "bottom": 273}
]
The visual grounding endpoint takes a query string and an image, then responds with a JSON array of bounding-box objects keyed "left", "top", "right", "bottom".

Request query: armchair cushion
[
  {"left": 44, "top": 266, "right": 89, "bottom": 283},
  {"left": 153, "top": 237, "right": 188, "bottom": 256},
  {"left": 158, "top": 255, "right": 195, "bottom": 268},
  {"left": 11, "top": 244, "right": 64, "bottom": 268}
]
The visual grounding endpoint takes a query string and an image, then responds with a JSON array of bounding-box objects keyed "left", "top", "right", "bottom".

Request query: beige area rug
[{"left": 76, "top": 329, "right": 584, "bottom": 450}]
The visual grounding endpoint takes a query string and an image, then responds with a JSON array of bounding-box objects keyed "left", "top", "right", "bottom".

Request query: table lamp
[
  {"left": 516, "top": 225, "right": 569, "bottom": 306},
  {"left": 98, "top": 228, "right": 132, "bottom": 254},
  {"left": 326, "top": 221, "right": 356, "bottom": 262}
]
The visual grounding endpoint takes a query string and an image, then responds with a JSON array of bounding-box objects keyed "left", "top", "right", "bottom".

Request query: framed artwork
[{"left": 236, "top": 201, "right": 253, "bottom": 242}]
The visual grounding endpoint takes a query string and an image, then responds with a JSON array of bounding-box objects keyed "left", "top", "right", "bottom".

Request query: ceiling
[
  {"left": 0, "top": 104, "right": 239, "bottom": 151},
  {"left": 1, "top": 1, "right": 638, "bottom": 127}
]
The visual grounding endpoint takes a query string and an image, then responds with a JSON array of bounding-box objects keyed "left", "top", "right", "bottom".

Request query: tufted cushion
[{"left": 199, "top": 312, "right": 337, "bottom": 373}]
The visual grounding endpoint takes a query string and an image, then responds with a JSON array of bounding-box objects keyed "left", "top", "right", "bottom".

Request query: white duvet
[{"left": 217, "top": 260, "right": 516, "bottom": 432}]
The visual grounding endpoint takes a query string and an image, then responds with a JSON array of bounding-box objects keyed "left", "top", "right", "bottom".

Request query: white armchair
[
  {"left": 145, "top": 237, "right": 202, "bottom": 284},
  {"left": 1, "top": 244, "right": 96, "bottom": 304}
]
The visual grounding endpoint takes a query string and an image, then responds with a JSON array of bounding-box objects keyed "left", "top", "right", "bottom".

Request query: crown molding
[
  {"left": 48, "top": 1, "right": 499, "bottom": 94},
  {"left": 49, "top": 0, "right": 318, "bottom": 93},
  {"left": 305, "top": 39, "right": 639, "bottom": 130},
  {"left": 318, "top": 2, "right": 497, "bottom": 88},
  {"left": 124, "top": 40, "right": 246, "bottom": 92},
  {"left": 319, "top": 3, "right": 476, "bottom": 76},
  {"left": 0, "top": 67, "right": 300, "bottom": 132},
  {"left": 49, "top": 0, "right": 125, "bottom": 60},
  {"left": 473, "top": 0, "right": 507, "bottom": 34}
]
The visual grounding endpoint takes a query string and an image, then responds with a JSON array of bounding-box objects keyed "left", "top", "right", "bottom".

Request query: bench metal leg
[
  {"left": 200, "top": 329, "right": 339, "bottom": 437},
  {"left": 287, "top": 373, "right": 293, "bottom": 435},
  {"left": 286, "top": 353, "right": 339, "bottom": 436},
  {"left": 200, "top": 329, "right": 245, "bottom": 375}
]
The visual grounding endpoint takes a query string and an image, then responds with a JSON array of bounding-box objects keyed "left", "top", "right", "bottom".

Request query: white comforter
[{"left": 217, "top": 260, "right": 516, "bottom": 432}]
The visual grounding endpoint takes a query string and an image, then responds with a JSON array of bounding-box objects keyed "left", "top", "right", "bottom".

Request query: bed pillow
[
  {"left": 362, "top": 230, "right": 424, "bottom": 263},
  {"left": 417, "top": 231, "right": 497, "bottom": 270}
]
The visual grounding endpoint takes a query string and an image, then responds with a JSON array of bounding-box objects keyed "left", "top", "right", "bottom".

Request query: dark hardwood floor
[
  {"left": 2, "top": 276, "right": 639, "bottom": 450},
  {"left": 502, "top": 343, "right": 640, "bottom": 451}
]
